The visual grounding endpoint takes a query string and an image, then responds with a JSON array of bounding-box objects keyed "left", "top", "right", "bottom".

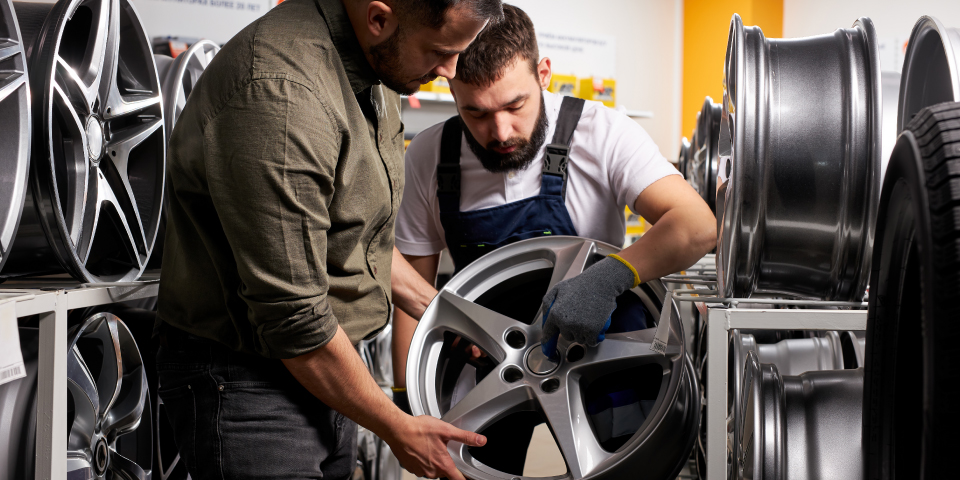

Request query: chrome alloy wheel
[
  {"left": 717, "top": 14, "right": 881, "bottom": 301},
  {"left": 155, "top": 39, "right": 218, "bottom": 143},
  {"left": 737, "top": 351, "right": 863, "bottom": 480},
  {"left": 5, "top": 0, "right": 164, "bottom": 282},
  {"left": 0, "top": 0, "right": 30, "bottom": 274},
  {"left": 67, "top": 312, "right": 152, "bottom": 479},
  {"left": 407, "top": 236, "right": 699, "bottom": 480},
  {"left": 898, "top": 16, "right": 960, "bottom": 132}
]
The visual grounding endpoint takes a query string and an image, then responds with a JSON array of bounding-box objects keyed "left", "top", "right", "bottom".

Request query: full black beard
[
  {"left": 462, "top": 94, "right": 549, "bottom": 173},
  {"left": 368, "top": 26, "right": 433, "bottom": 96}
]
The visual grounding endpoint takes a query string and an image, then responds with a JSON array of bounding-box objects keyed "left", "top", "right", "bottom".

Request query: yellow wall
[{"left": 682, "top": 0, "right": 783, "bottom": 138}]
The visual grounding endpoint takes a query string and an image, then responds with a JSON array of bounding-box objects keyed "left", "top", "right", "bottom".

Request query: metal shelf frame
[
  {"left": 702, "top": 305, "right": 867, "bottom": 480},
  {"left": 1, "top": 278, "right": 159, "bottom": 480}
]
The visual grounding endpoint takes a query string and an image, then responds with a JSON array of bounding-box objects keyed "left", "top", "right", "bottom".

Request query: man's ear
[
  {"left": 366, "top": 1, "right": 399, "bottom": 41},
  {"left": 538, "top": 57, "right": 552, "bottom": 90}
]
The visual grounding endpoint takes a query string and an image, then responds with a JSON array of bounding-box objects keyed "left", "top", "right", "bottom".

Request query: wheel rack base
[{"left": 1, "top": 279, "right": 158, "bottom": 480}]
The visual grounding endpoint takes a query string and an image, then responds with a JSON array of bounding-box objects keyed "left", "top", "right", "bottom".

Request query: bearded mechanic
[
  {"left": 388, "top": 4, "right": 717, "bottom": 473},
  {"left": 156, "top": 1, "right": 504, "bottom": 479}
]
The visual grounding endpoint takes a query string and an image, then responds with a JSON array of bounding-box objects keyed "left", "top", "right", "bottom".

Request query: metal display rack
[
  {"left": 1, "top": 276, "right": 159, "bottom": 480},
  {"left": 698, "top": 303, "right": 867, "bottom": 480}
]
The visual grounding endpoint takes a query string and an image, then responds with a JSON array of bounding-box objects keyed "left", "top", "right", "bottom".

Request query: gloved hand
[
  {"left": 541, "top": 255, "right": 640, "bottom": 356},
  {"left": 392, "top": 387, "right": 412, "bottom": 415}
]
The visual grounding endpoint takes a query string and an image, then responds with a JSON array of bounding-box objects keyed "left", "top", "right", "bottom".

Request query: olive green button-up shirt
[{"left": 157, "top": 0, "right": 404, "bottom": 358}]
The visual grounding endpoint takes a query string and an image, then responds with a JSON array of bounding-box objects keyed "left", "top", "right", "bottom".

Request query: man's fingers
[
  {"left": 446, "top": 425, "right": 487, "bottom": 447},
  {"left": 442, "top": 462, "right": 467, "bottom": 480}
]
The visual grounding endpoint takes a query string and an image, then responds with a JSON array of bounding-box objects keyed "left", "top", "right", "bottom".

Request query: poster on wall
[
  {"left": 133, "top": 0, "right": 277, "bottom": 45},
  {"left": 536, "top": 30, "right": 616, "bottom": 79}
]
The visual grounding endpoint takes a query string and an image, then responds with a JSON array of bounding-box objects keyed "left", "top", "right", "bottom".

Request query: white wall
[
  {"left": 784, "top": 0, "right": 960, "bottom": 72},
  {"left": 506, "top": 0, "right": 684, "bottom": 161}
]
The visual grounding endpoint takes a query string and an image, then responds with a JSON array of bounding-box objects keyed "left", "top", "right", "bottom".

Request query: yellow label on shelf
[
  {"left": 420, "top": 77, "right": 451, "bottom": 94},
  {"left": 548, "top": 73, "right": 579, "bottom": 97},
  {"left": 578, "top": 77, "right": 616, "bottom": 108}
]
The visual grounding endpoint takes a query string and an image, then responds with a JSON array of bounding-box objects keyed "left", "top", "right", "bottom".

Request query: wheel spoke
[
  {"left": 94, "top": 170, "right": 146, "bottom": 268},
  {"left": 103, "top": 92, "right": 161, "bottom": 121},
  {"left": 95, "top": 0, "right": 120, "bottom": 112},
  {"left": 76, "top": 166, "right": 102, "bottom": 264},
  {"left": 66, "top": 457, "right": 95, "bottom": 479},
  {"left": 52, "top": 83, "right": 91, "bottom": 244},
  {"left": 538, "top": 379, "right": 612, "bottom": 478},
  {"left": 547, "top": 239, "right": 597, "bottom": 290},
  {"left": 434, "top": 290, "right": 530, "bottom": 363},
  {"left": 0, "top": 38, "right": 20, "bottom": 62},
  {"left": 66, "top": 346, "right": 99, "bottom": 451},
  {"left": 440, "top": 368, "right": 535, "bottom": 433},
  {"left": 575, "top": 331, "right": 678, "bottom": 371},
  {"left": 109, "top": 449, "right": 148, "bottom": 480},
  {"left": 55, "top": 56, "right": 96, "bottom": 115},
  {"left": 102, "top": 367, "right": 146, "bottom": 436},
  {"left": 84, "top": 315, "right": 124, "bottom": 419},
  {"left": 102, "top": 118, "right": 162, "bottom": 253}
]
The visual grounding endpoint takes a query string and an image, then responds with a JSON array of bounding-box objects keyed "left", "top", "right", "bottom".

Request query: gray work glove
[{"left": 541, "top": 255, "right": 639, "bottom": 356}]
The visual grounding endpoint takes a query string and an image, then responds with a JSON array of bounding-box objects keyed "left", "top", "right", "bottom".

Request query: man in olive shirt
[{"left": 157, "top": 0, "right": 500, "bottom": 478}]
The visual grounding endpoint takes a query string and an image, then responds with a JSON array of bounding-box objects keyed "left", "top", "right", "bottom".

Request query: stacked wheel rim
[
  {"left": 694, "top": 97, "right": 721, "bottom": 213},
  {"left": 6, "top": 0, "right": 164, "bottom": 282},
  {"left": 68, "top": 312, "right": 152, "bottom": 478},
  {"left": 157, "top": 39, "right": 218, "bottom": 143},
  {"left": 717, "top": 14, "right": 881, "bottom": 300},
  {"left": 407, "top": 236, "right": 699, "bottom": 480},
  {"left": 0, "top": 0, "right": 30, "bottom": 274}
]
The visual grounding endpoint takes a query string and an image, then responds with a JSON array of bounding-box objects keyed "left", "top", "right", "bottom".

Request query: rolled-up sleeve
[{"left": 204, "top": 76, "right": 340, "bottom": 358}]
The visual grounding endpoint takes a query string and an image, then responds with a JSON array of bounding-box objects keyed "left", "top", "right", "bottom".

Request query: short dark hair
[
  {"left": 454, "top": 4, "right": 538, "bottom": 87},
  {"left": 395, "top": 0, "right": 504, "bottom": 30}
]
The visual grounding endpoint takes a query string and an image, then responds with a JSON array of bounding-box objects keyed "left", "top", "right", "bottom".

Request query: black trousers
[{"left": 156, "top": 327, "right": 357, "bottom": 480}]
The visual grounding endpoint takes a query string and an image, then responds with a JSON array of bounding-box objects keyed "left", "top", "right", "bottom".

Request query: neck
[{"left": 342, "top": 0, "right": 372, "bottom": 51}]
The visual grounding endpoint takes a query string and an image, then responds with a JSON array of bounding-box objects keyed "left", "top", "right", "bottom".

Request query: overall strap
[
  {"left": 437, "top": 116, "right": 463, "bottom": 213},
  {"left": 542, "top": 96, "right": 586, "bottom": 200}
]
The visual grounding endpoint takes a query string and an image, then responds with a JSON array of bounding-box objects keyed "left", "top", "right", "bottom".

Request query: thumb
[{"left": 448, "top": 426, "right": 487, "bottom": 447}]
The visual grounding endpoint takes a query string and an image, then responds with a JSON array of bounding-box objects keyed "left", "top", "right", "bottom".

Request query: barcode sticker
[{"left": 0, "top": 302, "right": 26, "bottom": 387}]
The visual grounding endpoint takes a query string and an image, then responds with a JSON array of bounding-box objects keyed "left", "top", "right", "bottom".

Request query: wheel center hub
[
  {"left": 526, "top": 344, "right": 560, "bottom": 375},
  {"left": 93, "top": 437, "right": 109, "bottom": 475},
  {"left": 85, "top": 116, "right": 104, "bottom": 161}
]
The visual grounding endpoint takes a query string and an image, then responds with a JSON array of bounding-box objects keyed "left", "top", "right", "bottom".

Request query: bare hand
[
  {"left": 451, "top": 336, "right": 484, "bottom": 360},
  {"left": 386, "top": 415, "right": 486, "bottom": 480}
]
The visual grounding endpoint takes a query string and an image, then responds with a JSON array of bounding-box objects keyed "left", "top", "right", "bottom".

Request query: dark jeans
[{"left": 156, "top": 327, "right": 357, "bottom": 480}]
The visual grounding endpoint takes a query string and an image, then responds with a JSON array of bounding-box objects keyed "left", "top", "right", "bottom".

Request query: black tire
[{"left": 863, "top": 101, "right": 960, "bottom": 479}]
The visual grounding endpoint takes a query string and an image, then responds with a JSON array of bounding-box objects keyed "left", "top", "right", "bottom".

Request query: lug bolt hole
[
  {"left": 502, "top": 366, "right": 523, "bottom": 383},
  {"left": 541, "top": 377, "right": 560, "bottom": 394},
  {"left": 505, "top": 330, "right": 526, "bottom": 349},
  {"left": 566, "top": 344, "right": 585, "bottom": 363}
]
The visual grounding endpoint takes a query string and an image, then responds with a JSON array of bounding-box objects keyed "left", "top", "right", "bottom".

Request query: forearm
[
  {"left": 282, "top": 326, "right": 407, "bottom": 443},
  {"left": 618, "top": 208, "right": 716, "bottom": 282},
  {"left": 391, "top": 246, "right": 437, "bottom": 319},
  {"left": 391, "top": 308, "right": 418, "bottom": 388}
]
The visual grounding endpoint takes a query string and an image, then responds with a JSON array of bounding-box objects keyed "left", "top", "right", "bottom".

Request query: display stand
[
  {"left": 700, "top": 305, "right": 867, "bottom": 480},
  {"left": 0, "top": 275, "right": 159, "bottom": 480}
]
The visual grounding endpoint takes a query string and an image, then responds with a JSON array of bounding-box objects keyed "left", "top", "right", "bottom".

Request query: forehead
[{"left": 454, "top": 58, "right": 539, "bottom": 108}]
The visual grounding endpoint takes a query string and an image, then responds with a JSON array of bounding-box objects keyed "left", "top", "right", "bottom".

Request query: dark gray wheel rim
[
  {"left": 407, "top": 236, "right": 698, "bottom": 480},
  {"left": 717, "top": 14, "right": 881, "bottom": 300},
  {"left": 158, "top": 39, "right": 217, "bottom": 143},
  {"left": 693, "top": 98, "right": 721, "bottom": 213},
  {"left": 11, "top": 0, "right": 164, "bottom": 282},
  {"left": 897, "top": 16, "right": 960, "bottom": 132},
  {"left": 0, "top": 0, "right": 30, "bottom": 273}
]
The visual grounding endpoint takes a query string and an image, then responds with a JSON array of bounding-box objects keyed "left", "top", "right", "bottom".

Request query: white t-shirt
[{"left": 395, "top": 91, "right": 679, "bottom": 256}]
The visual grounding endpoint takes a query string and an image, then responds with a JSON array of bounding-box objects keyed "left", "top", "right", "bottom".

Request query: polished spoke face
[
  {"left": 0, "top": 0, "right": 31, "bottom": 270},
  {"left": 39, "top": 0, "right": 164, "bottom": 282},
  {"left": 411, "top": 238, "right": 689, "bottom": 480},
  {"left": 67, "top": 314, "right": 150, "bottom": 479}
]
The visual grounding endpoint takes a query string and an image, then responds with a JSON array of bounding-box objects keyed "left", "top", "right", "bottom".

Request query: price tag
[{"left": 0, "top": 301, "right": 26, "bottom": 386}]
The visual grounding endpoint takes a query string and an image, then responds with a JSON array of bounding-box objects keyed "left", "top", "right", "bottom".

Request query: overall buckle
[{"left": 543, "top": 144, "right": 569, "bottom": 177}]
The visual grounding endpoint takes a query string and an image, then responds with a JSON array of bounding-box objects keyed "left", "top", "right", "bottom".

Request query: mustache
[{"left": 487, "top": 138, "right": 525, "bottom": 149}]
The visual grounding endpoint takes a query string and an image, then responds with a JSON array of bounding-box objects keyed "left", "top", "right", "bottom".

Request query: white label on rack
[{"left": 0, "top": 302, "right": 26, "bottom": 386}]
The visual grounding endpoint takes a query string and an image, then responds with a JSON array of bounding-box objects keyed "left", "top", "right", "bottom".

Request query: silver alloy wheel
[
  {"left": 737, "top": 351, "right": 863, "bottom": 480},
  {"left": 717, "top": 14, "right": 881, "bottom": 300},
  {"left": 0, "top": 0, "right": 30, "bottom": 275},
  {"left": 677, "top": 137, "right": 690, "bottom": 177},
  {"left": 5, "top": 0, "right": 164, "bottom": 282},
  {"left": 898, "top": 16, "right": 960, "bottom": 132},
  {"left": 727, "top": 330, "right": 850, "bottom": 478},
  {"left": 407, "top": 236, "right": 699, "bottom": 480},
  {"left": 156, "top": 39, "right": 218, "bottom": 143},
  {"left": 68, "top": 312, "right": 152, "bottom": 479},
  {"left": 693, "top": 98, "right": 721, "bottom": 213}
]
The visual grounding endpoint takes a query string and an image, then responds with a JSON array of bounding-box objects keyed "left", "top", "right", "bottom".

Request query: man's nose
[
  {"left": 491, "top": 115, "right": 513, "bottom": 143},
  {"left": 434, "top": 54, "right": 458, "bottom": 80}
]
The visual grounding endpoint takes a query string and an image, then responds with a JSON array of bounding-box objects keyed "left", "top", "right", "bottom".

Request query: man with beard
[
  {"left": 389, "top": 5, "right": 716, "bottom": 474},
  {"left": 156, "top": 1, "right": 503, "bottom": 479}
]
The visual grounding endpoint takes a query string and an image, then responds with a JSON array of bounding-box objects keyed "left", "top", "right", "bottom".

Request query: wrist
[{"left": 607, "top": 254, "right": 641, "bottom": 288}]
